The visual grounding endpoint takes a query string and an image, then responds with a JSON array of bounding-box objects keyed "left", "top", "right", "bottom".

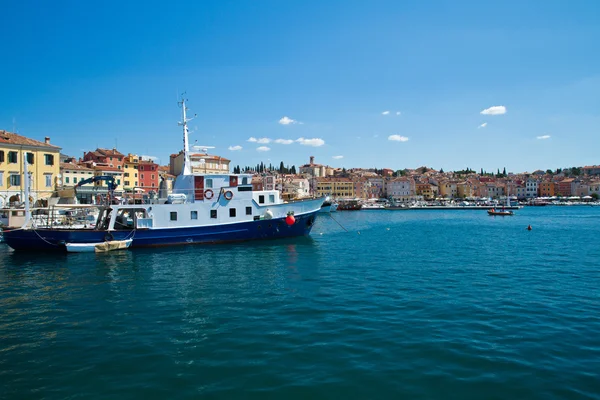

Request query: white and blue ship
[{"left": 3, "top": 99, "right": 324, "bottom": 251}]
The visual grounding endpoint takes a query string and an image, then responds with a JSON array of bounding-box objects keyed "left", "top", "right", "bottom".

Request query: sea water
[{"left": 1, "top": 207, "right": 599, "bottom": 399}]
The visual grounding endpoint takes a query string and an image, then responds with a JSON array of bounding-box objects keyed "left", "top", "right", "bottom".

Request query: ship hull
[{"left": 3, "top": 212, "right": 319, "bottom": 251}]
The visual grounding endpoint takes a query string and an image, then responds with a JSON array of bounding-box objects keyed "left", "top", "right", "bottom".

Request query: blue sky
[{"left": 1, "top": 0, "right": 599, "bottom": 173}]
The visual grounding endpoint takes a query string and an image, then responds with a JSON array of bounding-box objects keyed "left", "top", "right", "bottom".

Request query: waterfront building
[
  {"left": 456, "top": 181, "right": 475, "bottom": 198},
  {"left": 59, "top": 162, "right": 94, "bottom": 187},
  {"left": 281, "top": 176, "right": 310, "bottom": 199},
  {"left": 138, "top": 159, "right": 160, "bottom": 191},
  {"left": 123, "top": 154, "right": 140, "bottom": 191},
  {"left": 525, "top": 178, "right": 539, "bottom": 199},
  {"left": 83, "top": 148, "right": 125, "bottom": 170},
  {"left": 316, "top": 177, "right": 354, "bottom": 198},
  {"left": 556, "top": 178, "right": 574, "bottom": 196},
  {"left": 415, "top": 182, "right": 436, "bottom": 200},
  {"left": 438, "top": 180, "right": 458, "bottom": 198},
  {"left": 169, "top": 151, "right": 230, "bottom": 175},
  {"left": 387, "top": 178, "right": 413, "bottom": 199},
  {"left": 539, "top": 181, "right": 556, "bottom": 197},
  {"left": 0, "top": 130, "right": 61, "bottom": 207},
  {"left": 366, "top": 177, "right": 386, "bottom": 199}
]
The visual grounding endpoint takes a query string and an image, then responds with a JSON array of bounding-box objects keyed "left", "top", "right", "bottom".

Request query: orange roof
[{"left": 0, "top": 130, "right": 61, "bottom": 149}]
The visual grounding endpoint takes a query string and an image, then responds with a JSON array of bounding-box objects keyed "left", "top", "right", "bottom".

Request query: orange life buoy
[
  {"left": 224, "top": 190, "right": 233, "bottom": 201},
  {"left": 204, "top": 189, "right": 214, "bottom": 200}
]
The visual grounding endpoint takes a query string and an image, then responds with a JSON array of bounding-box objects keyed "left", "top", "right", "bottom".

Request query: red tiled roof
[{"left": 0, "top": 130, "right": 61, "bottom": 149}]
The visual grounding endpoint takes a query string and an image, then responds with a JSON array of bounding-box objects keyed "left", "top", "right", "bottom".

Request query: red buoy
[{"left": 285, "top": 215, "right": 295, "bottom": 226}]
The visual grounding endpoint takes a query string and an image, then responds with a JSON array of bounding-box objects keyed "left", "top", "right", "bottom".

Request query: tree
[
  {"left": 480, "top": 168, "right": 484, "bottom": 175},
  {"left": 592, "top": 193, "right": 599, "bottom": 200},
  {"left": 546, "top": 169, "right": 553, "bottom": 174},
  {"left": 440, "top": 168, "right": 444, "bottom": 173},
  {"left": 290, "top": 165, "right": 297, "bottom": 174},
  {"left": 279, "top": 161, "right": 284, "bottom": 173},
  {"left": 502, "top": 167, "right": 506, "bottom": 175}
]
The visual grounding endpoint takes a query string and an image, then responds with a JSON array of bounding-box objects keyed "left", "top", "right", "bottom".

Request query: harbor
[{"left": 1, "top": 206, "right": 599, "bottom": 398}]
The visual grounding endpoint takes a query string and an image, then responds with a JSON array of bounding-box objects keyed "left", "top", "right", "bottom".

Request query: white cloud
[
  {"left": 396, "top": 111, "right": 401, "bottom": 115},
  {"left": 332, "top": 155, "right": 344, "bottom": 159},
  {"left": 382, "top": 111, "right": 390, "bottom": 115},
  {"left": 480, "top": 105, "right": 507, "bottom": 115},
  {"left": 256, "top": 146, "right": 271, "bottom": 152},
  {"left": 274, "top": 139, "right": 294, "bottom": 144},
  {"left": 140, "top": 155, "right": 158, "bottom": 161},
  {"left": 296, "top": 137, "right": 325, "bottom": 147},
  {"left": 478, "top": 122, "right": 488, "bottom": 129},
  {"left": 537, "top": 135, "right": 551, "bottom": 140},
  {"left": 228, "top": 145, "right": 242, "bottom": 151},
  {"left": 279, "top": 116, "right": 299, "bottom": 125},
  {"left": 388, "top": 135, "right": 409, "bottom": 142},
  {"left": 247, "top": 137, "right": 271, "bottom": 143}
]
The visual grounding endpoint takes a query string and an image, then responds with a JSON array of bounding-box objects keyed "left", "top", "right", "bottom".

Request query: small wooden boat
[
  {"left": 65, "top": 239, "right": 133, "bottom": 253},
  {"left": 487, "top": 208, "right": 514, "bottom": 216}
]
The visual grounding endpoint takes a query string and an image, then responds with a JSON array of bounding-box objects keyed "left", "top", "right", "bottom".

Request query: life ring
[
  {"left": 224, "top": 190, "right": 233, "bottom": 201},
  {"left": 104, "top": 232, "right": 114, "bottom": 242},
  {"left": 204, "top": 189, "right": 214, "bottom": 200}
]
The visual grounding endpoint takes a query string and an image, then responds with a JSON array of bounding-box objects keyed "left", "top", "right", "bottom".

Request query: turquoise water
[{"left": 1, "top": 207, "right": 599, "bottom": 399}]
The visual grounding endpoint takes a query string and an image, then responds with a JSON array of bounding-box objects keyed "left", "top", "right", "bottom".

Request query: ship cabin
[{"left": 96, "top": 173, "right": 289, "bottom": 233}]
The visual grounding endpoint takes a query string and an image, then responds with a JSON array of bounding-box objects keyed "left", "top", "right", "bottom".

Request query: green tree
[
  {"left": 439, "top": 168, "right": 444, "bottom": 173},
  {"left": 546, "top": 169, "right": 553, "bottom": 174},
  {"left": 591, "top": 193, "right": 599, "bottom": 200}
]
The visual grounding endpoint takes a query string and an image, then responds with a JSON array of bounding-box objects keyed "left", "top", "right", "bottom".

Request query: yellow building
[
  {"left": 0, "top": 130, "right": 61, "bottom": 207},
  {"left": 438, "top": 181, "right": 458, "bottom": 198},
  {"left": 123, "top": 153, "right": 140, "bottom": 190},
  {"left": 316, "top": 177, "right": 355, "bottom": 198},
  {"left": 456, "top": 181, "right": 476, "bottom": 198}
]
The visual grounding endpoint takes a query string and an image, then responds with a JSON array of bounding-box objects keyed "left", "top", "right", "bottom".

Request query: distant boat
[
  {"left": 337, "top": 199, "right": 362, "bottom": 211},
  {"left": 488, "top": 208, "right": 514, "bottom": 216}
]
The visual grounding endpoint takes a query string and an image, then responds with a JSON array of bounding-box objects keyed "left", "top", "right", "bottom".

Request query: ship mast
[{"left": 178, "top": 96, "right": 195, "bottom": 175}]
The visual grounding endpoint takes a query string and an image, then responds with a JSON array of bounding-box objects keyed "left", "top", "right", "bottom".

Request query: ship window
[
  {"left": 246, "top": 206, "right": 252, "bottom": 215},
  {"left": 170, "top": 212, "right": 177, "bottom": 221},
  {"left": 206, "top": 179, "right": 213, "bottom": 188},
  {"left": 259, "top": 195, "right": 265, "bottom": 204},
  {"left": 229, "top": 208, "right": 236, "bottom": 217},
  {"left": 190, "top": 211, "right": 198, "bottom": 220},
  {"left": 210, "top": 210, "right": 217, "bottom": 219},
  {"left": 242, "top": 177, "right": 248, "bottom": 185},
  {"left": 269, "top": 194, "right": 275, "bottom": 203}
]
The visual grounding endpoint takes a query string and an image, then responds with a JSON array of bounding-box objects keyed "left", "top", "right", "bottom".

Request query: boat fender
[
  {"left": 224, "top": 190, "right": 233, "bottom": 201},
  {"left": 104, "top": 232, "right": 114, "bottom": 242},
  {"left": 204, "top": 189, "right": 214, "bottom": 200},
  {"left": 264, "top": 210, "right": 273, "bottom": 220}
]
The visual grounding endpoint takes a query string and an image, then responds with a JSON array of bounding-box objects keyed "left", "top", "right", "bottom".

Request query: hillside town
[{"left": 1, "top": 129, "right": 599, "bottom": 208}]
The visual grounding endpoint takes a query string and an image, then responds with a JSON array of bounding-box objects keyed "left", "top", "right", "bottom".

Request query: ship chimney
[
  {"left": 45, "top": 136, "right": 50, "bottom": 144},
  {"left": 310, "top": 156, "right": 315, "bottom": 165}
]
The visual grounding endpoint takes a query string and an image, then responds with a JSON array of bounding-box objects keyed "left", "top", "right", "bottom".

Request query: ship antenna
[{"left": 178, "top": 94, "right": 196, "bottom": 175}]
